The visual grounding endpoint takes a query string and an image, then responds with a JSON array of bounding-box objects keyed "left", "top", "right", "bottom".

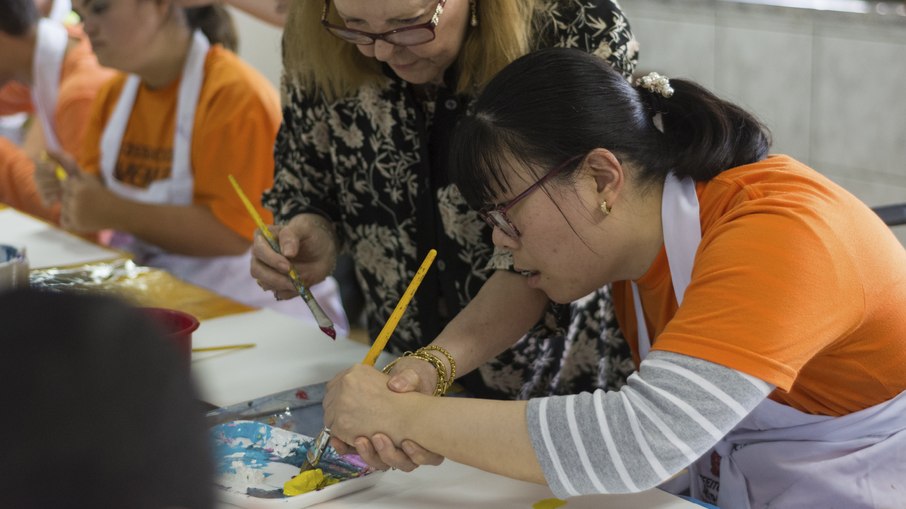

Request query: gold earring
[
  {"left": 600, "top": 200, "right": 612, "bottom": 216},
  {"left": 470, "top": 0, "right": 478, "bottom": 27}
]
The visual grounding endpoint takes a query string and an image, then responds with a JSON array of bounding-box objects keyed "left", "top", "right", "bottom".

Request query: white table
[
  {"left": 191, "top": 308, "right": 391, "bottom": 407},
  {"left": 0, "top": 207, "right": 123, "bottom": 268},
  {"left": 197, "top": 310, "right": 696, "bottom": 508},
  {"left": 218, "top": 460, "right": 697, "bottom": 509}
]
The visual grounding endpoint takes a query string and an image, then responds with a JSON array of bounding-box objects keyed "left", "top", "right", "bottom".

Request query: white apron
[
  {"left": 99, "top": 31, "right": 348, "bottom": 335},
  {"left": 634, "top": 174, "right": 906, "bottom": 508},
  {"left": 32, "top": 18, "right": 69, "bottom": 153}
]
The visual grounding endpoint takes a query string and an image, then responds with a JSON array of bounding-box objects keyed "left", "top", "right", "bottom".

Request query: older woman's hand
[{"left": 250, "top": 213, "right": 338, "bottom": 300}]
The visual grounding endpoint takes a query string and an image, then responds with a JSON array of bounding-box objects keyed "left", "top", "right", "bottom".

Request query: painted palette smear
[{"left": 210, "top": 421, "right": 373, "bottom": 501}]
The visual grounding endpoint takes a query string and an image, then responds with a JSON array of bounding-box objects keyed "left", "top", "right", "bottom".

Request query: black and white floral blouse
[{"left": 265, "top": 0, "right": 639, "bottom": 399}]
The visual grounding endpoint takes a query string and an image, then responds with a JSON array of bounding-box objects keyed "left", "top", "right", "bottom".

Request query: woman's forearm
[
  {"left": 110, "top": 199, "right": 249, "bottom": 256},
  {"left": 432, "top": 270, "right": 549, "bottom": 377},
  {"left": 400, "top": 394, "right": 544, "bottom": 483}
]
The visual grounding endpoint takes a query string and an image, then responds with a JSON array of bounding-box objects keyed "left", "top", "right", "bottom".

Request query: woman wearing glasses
[
  {"left": 252, "top": 0, "right": 638, "bottom": 446},
  {"left": 324, "top": 48, "right": 906, "bottom": 507}
]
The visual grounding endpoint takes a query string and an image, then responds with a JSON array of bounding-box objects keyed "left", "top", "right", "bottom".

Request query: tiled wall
[{"left": 623, "top": 0, "right": 906, "bottom": 243}]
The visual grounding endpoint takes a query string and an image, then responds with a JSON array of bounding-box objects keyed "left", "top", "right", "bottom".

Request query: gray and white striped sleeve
[{"left": 526, "top": 350, "right": 773, "bottom": 498}]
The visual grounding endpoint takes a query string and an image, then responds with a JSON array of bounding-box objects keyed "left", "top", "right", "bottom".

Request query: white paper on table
[
  {"left": 192, "top": 308, "right": 392, "bottom": 408},
  {"left": 0, "top": 208, "right": 122, "bottom": 268}
]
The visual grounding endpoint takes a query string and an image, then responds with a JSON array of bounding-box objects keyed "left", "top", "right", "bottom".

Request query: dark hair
[
  {"left": 186, "top": 5, "right": 239, "bottom": 52},
  {"left": 0, "top": 0, "right": 38, "bottom": 36},
  {"left": 0, "top": 289, "right": 214, "bottom": 509},
  {"left": 450, "top": 47, "right": 772, "bottom": 209}
]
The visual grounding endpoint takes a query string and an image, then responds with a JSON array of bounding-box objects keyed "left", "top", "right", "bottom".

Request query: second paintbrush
[{"left": 227, "top": 175, "right": 336, "bottom": 339}]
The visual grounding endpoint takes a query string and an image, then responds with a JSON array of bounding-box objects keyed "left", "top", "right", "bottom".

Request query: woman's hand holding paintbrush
[
  {"left": 320, "top": 249, "right": 445, "bottom": 472},
  {"left": 36, "top": 150, "right": 120, "bottom": 233},
  {"left": 247, "top": 214, "right": 339, "bottom": 337},
  {"left": 229, "top": 175, "right": 337, "bottom": 339},
  {"left": 324, "top": 367, "right": 447, "bottom": 472},
  {"left": 34, "top": 150, "right": 75, "bottom": 208}
]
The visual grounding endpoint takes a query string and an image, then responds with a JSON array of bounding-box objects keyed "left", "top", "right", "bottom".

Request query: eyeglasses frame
[
  {"left": 320, "top": 0, "right": 447, "bottom": 46},
  {"left": 479, "top": 154, "right": 586, "bottom": 239}
]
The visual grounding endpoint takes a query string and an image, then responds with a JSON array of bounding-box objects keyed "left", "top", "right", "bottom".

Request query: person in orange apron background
[
  {"left": 33, "top": 0, "right": 348, "bottom": 334},
  {"left": 0, "top": 0, "right": 115, "bottom": 221},
  {"left": 321, "top": 48, "right": 906, "bottom": 508}
]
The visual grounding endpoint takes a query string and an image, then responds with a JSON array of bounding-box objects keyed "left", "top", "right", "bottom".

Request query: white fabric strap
[
  {"left": 100, "top": 30, "right": 209, "bottom": 205},
  {"left": 632, "top": 174, "right": 700, "bottom": 360},
  {"left": 48, "top": 0, "right": 73, "bottom": 23},
  {"left": 631, "top": 281, "right": 649, "bottom": 360},
  {"left": 661, "top": 173, "right": 701, "bottom": 305},
  {"left": 99, "top": 75, "right": 140, "bottom": 186},
  {"left": 172, "top": 30, "right": 209, "bottom": 200},
  {"left": 32, "top": 19, "right": 69, "bottom": 153}
]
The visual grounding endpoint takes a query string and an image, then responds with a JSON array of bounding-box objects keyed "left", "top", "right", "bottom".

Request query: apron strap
[
  {"left": 100, "top": 30, "right": 209, "bottom": 205},
  {"left": 32, "top": 19, "right": 69, "bottom": 153},
  {"left": 632, "top": 173, "right": 700, "bottom": 359}
]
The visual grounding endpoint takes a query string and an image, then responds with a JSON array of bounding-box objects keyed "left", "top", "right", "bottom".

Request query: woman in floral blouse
[{"left": 252, "top": 0, "right": 638, "bottom": 401}]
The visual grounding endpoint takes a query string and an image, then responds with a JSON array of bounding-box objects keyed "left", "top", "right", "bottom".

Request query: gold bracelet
[
  {"left": 416, "top": 345, "right": 456, "bottom": 389},
  {"left": 381, "top": 355, "right": 405, "bottom": 375}
]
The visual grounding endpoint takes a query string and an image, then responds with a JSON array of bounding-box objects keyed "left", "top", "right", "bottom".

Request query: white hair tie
[{"left": 636, "top": 72, "right": 674, "bottom": 98}]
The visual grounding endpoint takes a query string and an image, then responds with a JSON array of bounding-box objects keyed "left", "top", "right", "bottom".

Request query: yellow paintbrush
[
  {"left": 302, "top": 248, "right": 437, "bottom": 472},
  {"left": 41, "top": 151, "right": 69, "bottom": 181},
  {"left": 191, "top": 343, "right": 256, "bottom": 353},
  {"left": 228, "top": 174, "right": 336, "bottom": 340}
]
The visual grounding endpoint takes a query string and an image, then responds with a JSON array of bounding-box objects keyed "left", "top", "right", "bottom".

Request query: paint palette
[{"left": 210, "top": 420, "right": 383, "bottom": 508}]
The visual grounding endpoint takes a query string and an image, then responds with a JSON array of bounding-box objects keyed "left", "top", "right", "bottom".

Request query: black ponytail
[
  {"left": 639, "top": 78, "right": 772, "bottom": 181},
  {"left": 450, "top": 47, "right": 772, "bottom": 209},
  {"left": 185, "top": 5, "right": 238, "bottom": 52}
]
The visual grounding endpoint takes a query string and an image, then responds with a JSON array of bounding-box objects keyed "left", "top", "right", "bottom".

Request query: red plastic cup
[{"left": 141, "top": 307, "right": 199, "bottom": 360}]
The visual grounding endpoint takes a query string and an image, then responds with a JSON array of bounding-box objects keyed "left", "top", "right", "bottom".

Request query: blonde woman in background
[{"left": 251, "top": 0, "right": 639, "bottom": 469}]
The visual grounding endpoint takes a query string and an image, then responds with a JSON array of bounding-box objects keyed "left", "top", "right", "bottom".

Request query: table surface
[
  {"left": 1, "top": 204, "right": 696, "bottom": 508},
  {"left": 219, "top": 459, "right": 697, "bottom": 508}
]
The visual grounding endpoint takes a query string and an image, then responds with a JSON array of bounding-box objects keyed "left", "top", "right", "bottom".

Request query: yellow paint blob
[
  {"left": 283, "top": 468, "right": 339, "bottom": 496},
  {"left": 533, "top": 498, "right": 567, "bottom": 509}
]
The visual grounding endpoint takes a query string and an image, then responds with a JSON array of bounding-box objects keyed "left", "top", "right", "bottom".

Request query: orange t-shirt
[
  {"left": 78, "top": 45, "right": 281, "bottom": 241},
  {"left": 613, "top": 155, "right": 906, "bottom": 417},
  {"left": 0, "top": 25, "right": 114, "bottom": 220}
]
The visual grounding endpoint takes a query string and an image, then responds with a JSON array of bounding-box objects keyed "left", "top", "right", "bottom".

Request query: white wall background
[
  {"left": 229, "top": 7, "right": 284, "bottom": 88},
  {"left": 622, "top": 0, "right": 906, "bottom": 244}
]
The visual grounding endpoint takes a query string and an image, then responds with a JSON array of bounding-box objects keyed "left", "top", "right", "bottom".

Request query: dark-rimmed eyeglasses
[
  {"left": 320, "top": 0, "right": 446, "bottom": 46},
  {"left": 479, "top": 155, "right": 585, "bottom": 239}
]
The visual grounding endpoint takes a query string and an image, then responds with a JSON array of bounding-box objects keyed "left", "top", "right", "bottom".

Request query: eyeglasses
[
  {"left": 321, "top": 0, "right": 446, "bottom": 46},
  {"left": 479, "top": 155, "right": 585, "bottom": 239}
]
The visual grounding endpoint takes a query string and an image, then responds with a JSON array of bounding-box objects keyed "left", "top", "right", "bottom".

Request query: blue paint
[{"left": 210, "top": 420, "right": 374, "bottom": 499}]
